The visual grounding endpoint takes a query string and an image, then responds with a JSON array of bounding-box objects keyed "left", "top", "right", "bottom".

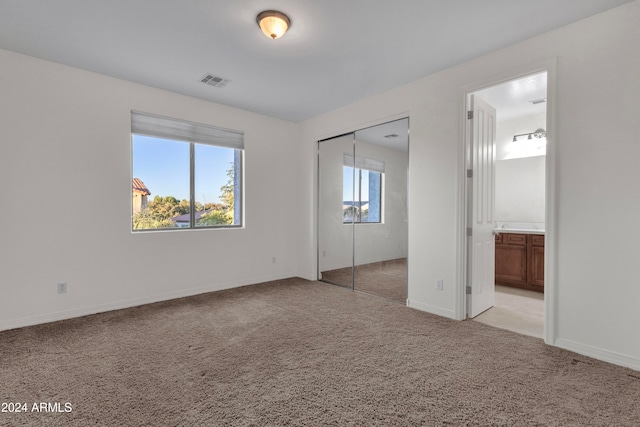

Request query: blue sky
[
  {"left": 343, "top": 167, "right": 370, "bottom": 202},
  {"left": 132, "top": 135, "right": 234, "bottom": 204}
]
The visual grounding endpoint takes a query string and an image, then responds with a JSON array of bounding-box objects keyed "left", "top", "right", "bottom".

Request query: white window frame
[{"left": 131, "top": 111, "right": 244, "bottom": 231}]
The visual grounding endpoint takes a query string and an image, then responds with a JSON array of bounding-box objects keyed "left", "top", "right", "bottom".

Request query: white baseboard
[
  {"left": 407, "top": 299, "right": 457, "bottom": 320},
  {"left": 320, "top": 261, "right": 352, "bottom": 272},
  {"left": 298, "top": 271, "right": 318, "bottom": 281},
  {"left": 0, "top": 272, "right": 296, "bottom": 332},
  {"left": 321, "top": 256, "right": 408, "bottom": 274},
  {"left": 554, "top": 337, "right": 640, "bottom": 372}
]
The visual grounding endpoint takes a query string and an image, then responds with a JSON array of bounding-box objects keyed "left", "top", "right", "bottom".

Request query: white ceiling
[
  {"left": 475, "top": 72, "right": 548, "bottom": 121},
  {"left": 357, "top": 119, "right": 409, "bottom": 153},
  {"left": 0, "top": 0, "right": 632, "bottom": 122}
]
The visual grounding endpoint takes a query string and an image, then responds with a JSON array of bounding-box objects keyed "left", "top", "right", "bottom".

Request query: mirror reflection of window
[
  {"left": 342, "top": 154, "right": 384, "bottom": 224},
  {"left": 343, "top": 167, "right": 382, "bottom": 223}
]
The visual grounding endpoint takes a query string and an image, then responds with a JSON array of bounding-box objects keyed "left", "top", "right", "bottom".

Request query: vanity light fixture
[
  {"left": 512, "top": 128, "right": 546, "bottom": 142},
  {"left": 256, "top": 10, "right": 291, "bottom": 40}
]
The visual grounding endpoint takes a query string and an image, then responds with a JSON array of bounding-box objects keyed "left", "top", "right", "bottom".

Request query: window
[
  {"left": 131, "top": 111, "right": 243, "bottom": 231},
  {"left": 343, "top": 154, "right": 383, "bottom": 224}
]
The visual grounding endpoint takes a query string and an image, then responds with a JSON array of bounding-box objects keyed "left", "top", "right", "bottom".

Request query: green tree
[
  {"left": 220, "top": 163, "right": 235, "bottom": 212},
  {"left": 179, "top": 199, "right": 192, "bottom": 214},
  {"left": 197, "top": 163, "right": 236, "bottom": 226},
  {"left": 133, "top": 195, "right": 188, "bottom": 229},
  {"left": 132, "top": 209, "right": 176, "bottom": 229},
  {"left": 204, "top": 202, "right": 225, "bottom": 211},
  {"left": 197, "top": 210, "right": 231, "bottom": 226},
  {"left": 145, "top": 196, "right": 189, "bottom": 219},
  {"left": 133, "top": 163, "right": 237, "bottom": 229}
]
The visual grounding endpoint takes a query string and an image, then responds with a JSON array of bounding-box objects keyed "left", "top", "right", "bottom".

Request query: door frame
[{"left": 457, "top": 58, "right": 557, "bottom": 345}]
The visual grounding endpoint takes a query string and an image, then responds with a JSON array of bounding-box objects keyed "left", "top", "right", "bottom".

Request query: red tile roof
[{"left": 132, "top": 178, "right": 151, "bottom": 196}]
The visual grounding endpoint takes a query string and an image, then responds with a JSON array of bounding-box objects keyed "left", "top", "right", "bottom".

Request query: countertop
[{"left": 496, "top": 228, "right": 545, "bottom": 235}]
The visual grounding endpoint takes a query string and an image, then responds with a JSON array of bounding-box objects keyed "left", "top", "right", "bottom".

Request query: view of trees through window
[{"left": 132, "top": 135, "right": 241, "bottom": 230}]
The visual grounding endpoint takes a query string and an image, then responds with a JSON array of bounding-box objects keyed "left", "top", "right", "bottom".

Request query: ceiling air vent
[{"left": 200, "top": 73, "right": 231, "bottom": 88}]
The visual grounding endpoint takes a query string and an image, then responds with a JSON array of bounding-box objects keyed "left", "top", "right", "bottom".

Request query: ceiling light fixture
[{"left": 256, "top": 10, "right": 291, "bottom": 40}]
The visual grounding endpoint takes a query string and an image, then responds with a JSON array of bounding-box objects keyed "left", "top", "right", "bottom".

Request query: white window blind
[
  {"left": 131, "top": 110, "right": 244, "bottom": 149},
  {"left": 343, "top": 153, "right": 385, "bottom": 173}
]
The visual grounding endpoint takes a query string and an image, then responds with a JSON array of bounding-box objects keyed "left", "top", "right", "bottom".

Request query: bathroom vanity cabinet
[{"left": 495, "top": 233, "right": 544, "bottom": 292}]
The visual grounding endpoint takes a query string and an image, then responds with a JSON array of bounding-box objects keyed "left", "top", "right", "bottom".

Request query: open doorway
[{"left": 466, "top": 72, "right": 547, "bottom": 338}]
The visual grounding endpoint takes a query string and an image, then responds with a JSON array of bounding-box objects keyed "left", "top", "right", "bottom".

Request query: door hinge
[
  {"left": 467, "top": 111, "right": 473, "bottom": 119},
  {"left": 466, "top": 169, "right": 473, "bottom": 178},
  {"left": 466, "top": 286, "right": 472, "bottom": 295},
  {"left": 466, "top": 227, "right": 472, "bottom": 237}
]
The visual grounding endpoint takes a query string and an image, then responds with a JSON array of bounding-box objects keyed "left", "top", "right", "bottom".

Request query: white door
[{"left": 468, "top": 95, "right": 496, "bottom": 317}]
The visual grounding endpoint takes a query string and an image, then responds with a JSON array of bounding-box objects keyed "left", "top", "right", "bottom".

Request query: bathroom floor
[{"left": 473, "top": 285, "right": 544, "bottom": 338}]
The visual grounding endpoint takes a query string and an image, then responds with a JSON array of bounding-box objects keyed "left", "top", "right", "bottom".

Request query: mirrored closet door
[
  {"left": 318, "top": 132, "right": 355, "bottom": 289},
  {"left": 318, "top": 118, "right": 409, "bottom": 303}
]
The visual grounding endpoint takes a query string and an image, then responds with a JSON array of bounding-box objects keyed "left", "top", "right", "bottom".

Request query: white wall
[
  {"left": 495, "top": 156, "right": 546, "bottom": 225},
  {"left": 297, "top": 1, "right": 640, "bottom": 369},
  {"left": 0, "top": 49, "right": 299, "bottom": 330},
  {"left": 495, "top": 113, "right": 547, "bottom": 226},
  {"left": 496, "top": 112, "right": 547, "bottom": 161},
  {"left": 353, "top": 140, "right": 408, "bottom": 265}
]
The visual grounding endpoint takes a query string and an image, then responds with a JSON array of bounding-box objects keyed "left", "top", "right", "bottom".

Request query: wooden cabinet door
[
  {"left": 495, "top": 235, "right": 527, "bottom": 286},
  {"left": 495, "top": 233, "right": 544, "bottom": 292},
  {"left": 528, "top": 235, "right": 545, "bottom": 289}
]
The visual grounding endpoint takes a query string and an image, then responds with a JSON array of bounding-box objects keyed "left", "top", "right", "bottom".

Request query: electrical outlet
[
  {"left": 436, "top": 279, "right": 444, "bottom": 291},
  {"left": 271, "top": 257, "right": 276, "bottom": 264},
  {"left": 57, "top": 282, "right": 67, "bottom": 294}
]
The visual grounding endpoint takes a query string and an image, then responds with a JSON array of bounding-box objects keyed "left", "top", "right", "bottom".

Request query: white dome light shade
[{"left": 256, "top": 10, "right": 290, "bottom": 40}]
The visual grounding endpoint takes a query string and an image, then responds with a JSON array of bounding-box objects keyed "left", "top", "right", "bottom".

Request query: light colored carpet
[
  {"left": 1, "top": 278, "right": 639, "bottom": 426},
  {"left": 473, "top": 285, "right": 544, "bottom": 338}
]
